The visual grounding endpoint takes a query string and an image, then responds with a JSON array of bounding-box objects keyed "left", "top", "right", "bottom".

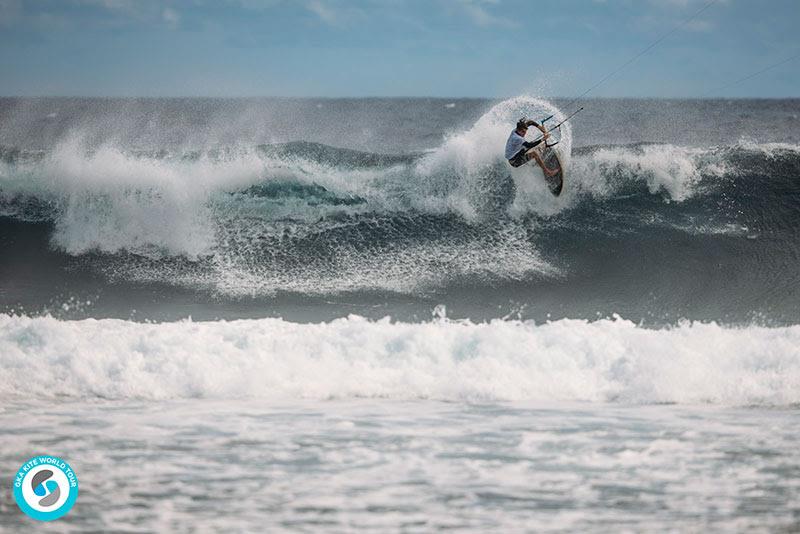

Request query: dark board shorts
[{"left": 508, "top": 149, "right": 532, "bottom": 168}]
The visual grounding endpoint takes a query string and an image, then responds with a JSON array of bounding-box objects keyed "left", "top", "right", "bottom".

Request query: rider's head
[{"left": 516, "top": 117, "right": 529, "bottom": 133}]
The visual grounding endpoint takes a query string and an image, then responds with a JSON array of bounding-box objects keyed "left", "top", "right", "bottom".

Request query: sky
[{"left": 0, "top": 0, "right": 798, "bottom": 98}]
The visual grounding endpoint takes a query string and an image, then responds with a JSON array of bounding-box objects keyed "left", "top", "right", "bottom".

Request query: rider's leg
[{"left": 527, "top": 149, "right": 558, "bottom": 177}]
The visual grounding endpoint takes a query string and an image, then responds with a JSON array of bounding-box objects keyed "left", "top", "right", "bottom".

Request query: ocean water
[{"left": 1, "top": 96, "right": 799, "bottom": 531}]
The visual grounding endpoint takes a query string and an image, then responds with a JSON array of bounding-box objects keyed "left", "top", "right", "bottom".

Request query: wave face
[
  {"left": 1, "top": 97, "right": 799, "bottom": 323},
  {"left": 1, "top": 314, "right": 798, "bottom": 405}
]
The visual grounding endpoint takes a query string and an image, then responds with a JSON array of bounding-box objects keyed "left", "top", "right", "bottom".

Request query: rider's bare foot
[{"left": 543, "top": 167, "right": 559, "bottom": 177}]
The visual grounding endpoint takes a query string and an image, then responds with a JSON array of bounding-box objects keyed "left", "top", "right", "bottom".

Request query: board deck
[{"left": 540, "top": 145, "right": 564, "bottom": 196}]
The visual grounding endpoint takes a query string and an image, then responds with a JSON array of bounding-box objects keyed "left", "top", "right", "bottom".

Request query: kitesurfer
[{"left": 505, "top": 118, "right": 558, "bottom": 177}]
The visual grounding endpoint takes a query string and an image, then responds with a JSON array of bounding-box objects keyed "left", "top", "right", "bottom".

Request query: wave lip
[{"left": 2, "top": 314, "right": 798, "bottom": 405}]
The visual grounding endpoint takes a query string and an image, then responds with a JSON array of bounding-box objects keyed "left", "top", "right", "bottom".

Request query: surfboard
[{"left": 540, "top": 145, "right": 564, "bottom": 196}]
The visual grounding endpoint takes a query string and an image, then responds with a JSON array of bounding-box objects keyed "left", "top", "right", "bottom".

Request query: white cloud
[
  {"left": 307, "top": 0, "right": 337, "bottom": 26},
  {"left": 78, "top": 0, "right": 143, "bottom": 14},
  {"left": 303, "top": 0, "right": 366, "bottom": 28},
  {"left": 225, "top": 0, "right": 283, "bottom": 9},
  {"left": 455, "top": 0, "right": 516, "bottom": 28},
  {"left": 162, "top": 6, "right": 180, "bottom": 28},
  {"left": 72, "top": 0, "right": 181, "bottom": 28},
  {"left": 648, "top": 0, "right": 729, "bottom": 7}
]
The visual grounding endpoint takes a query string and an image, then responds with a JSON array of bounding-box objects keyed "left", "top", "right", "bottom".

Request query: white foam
[
  {"left": 736, "top": 139, "right": 800, "bottom": 156},
  {"left": 414, "top": 95, "right": 573, "bottom": 219},
  {"left": 568, "top": 141, "right": 800, "bottom": 202},
  {"left": 1, "top": 314, "right": 798, "bottom": 405},
  {"left": 1, "top": 136, "right": 392, "bottom": 257},
  {"left": 10, "top": 136, "right": 270, "bottom": 257},
  {"left": 576, "top": 144, "right": 704, "bottom": 200}
]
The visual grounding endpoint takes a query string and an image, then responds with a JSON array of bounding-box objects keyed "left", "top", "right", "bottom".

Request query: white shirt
[{"left": 505, "top": 130, "right": 527, "bottom": 160}]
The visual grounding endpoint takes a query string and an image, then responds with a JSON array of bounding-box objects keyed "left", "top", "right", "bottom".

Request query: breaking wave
[
  {"left": 1, "top": 97, "right": 799, "bottom": 299},
  {"left": 1, "top": 313, "right": 798, "bottom": 405}
]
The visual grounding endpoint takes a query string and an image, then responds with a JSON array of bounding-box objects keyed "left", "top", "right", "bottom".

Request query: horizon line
[{"left": 1, "top": 95, "right": 799, "bottom": 100}]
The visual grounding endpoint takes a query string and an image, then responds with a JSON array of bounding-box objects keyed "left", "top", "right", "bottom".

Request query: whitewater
[
  {"left": 1, "top": 96, "right": 799, "bottom": 531},
  {"left": 2, "top": 313, "right": 800, "bottom": 405}
]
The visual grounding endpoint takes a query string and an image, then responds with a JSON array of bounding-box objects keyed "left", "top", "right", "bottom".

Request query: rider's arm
[
  {"left": 522, "top": 120, "right": 545, "bottom": 149},
  {"left": 526, "top": 119, "right": 548, "bottom": 134},
  {"left": 522, "top": 139, "right": 543, "bottom": 149}
]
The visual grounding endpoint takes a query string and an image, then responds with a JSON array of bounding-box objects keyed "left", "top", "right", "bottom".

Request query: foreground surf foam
[{"left": 2, "top": 314, "right": 798, "bottom": 405}]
